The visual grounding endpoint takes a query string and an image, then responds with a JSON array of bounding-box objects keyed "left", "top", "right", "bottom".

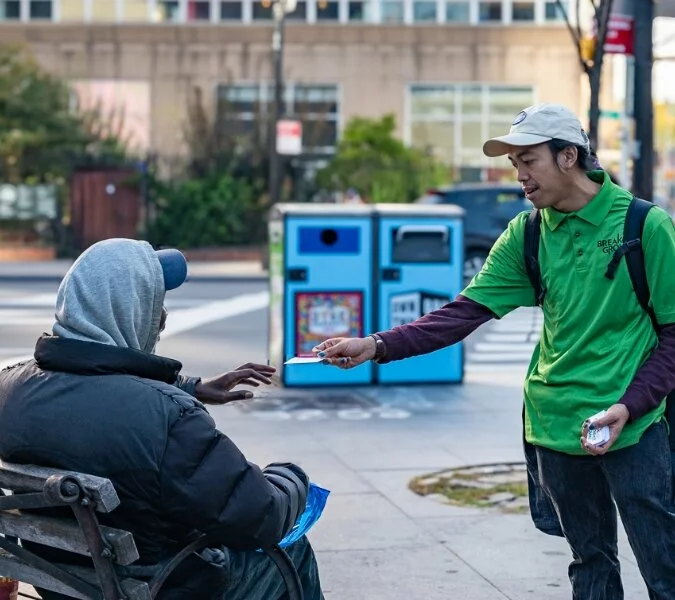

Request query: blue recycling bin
[
  {"left": 268, "top": 203, "right": 376, "bottom": 387},
  {"left": 374, "top": 204, "right": 465, "bottom": 384}
]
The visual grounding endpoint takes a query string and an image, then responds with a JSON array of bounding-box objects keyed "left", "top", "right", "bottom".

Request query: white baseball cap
[{"left": 483, "top": 103, "right": 590, "bottom": 157}]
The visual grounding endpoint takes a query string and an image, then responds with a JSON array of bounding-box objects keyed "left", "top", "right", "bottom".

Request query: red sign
[
  {"left": 603, "top": 14, "right": 634, "bottom": 55},
  {"left": 276, "top": 119, "right": 303, "bottom": 156}
]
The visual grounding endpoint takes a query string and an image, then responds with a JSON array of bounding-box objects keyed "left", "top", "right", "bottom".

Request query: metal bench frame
[{"left": 0, "top": 461, "right": 303, "bottom": 600}]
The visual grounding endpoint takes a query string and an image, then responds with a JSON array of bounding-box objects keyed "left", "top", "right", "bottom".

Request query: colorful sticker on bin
[{"left": 295, "top": 291, "right": 363, "bottom": 357}]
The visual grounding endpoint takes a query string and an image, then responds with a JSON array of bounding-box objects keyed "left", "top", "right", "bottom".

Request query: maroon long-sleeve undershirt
[{"left": 375, "top": 295, "right": 675, "bottom": 422}]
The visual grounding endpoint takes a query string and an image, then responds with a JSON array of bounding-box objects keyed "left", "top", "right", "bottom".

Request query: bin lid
[
  {"left": 373, "top": 203, "right": 465, "bottom": 218},
  {"left": 270, "top": 203, "right": 376, "bottom": 219}
]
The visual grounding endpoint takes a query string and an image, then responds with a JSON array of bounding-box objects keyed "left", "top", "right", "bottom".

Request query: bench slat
[
  {"left": 0, "top": 512, "right": 139, "bottom": 566},
  {"left": 0, "top": 549, "right": 91, "bottom": 600},
  {"left": 0, "top": 550, "right": 152, "bottom": 600},
  {"left": 0, "top": 461, "right": 119, "bottom": 513}
]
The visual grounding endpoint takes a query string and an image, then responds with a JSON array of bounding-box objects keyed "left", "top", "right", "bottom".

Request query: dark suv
[{"left": 416, "top": 183, "right": 530, "bottom": 283}]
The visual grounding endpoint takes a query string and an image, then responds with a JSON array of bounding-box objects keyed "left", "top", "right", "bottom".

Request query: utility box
[
  {"left": 268, "top": 204, "right": 376, "bottom": 387},
  {"left": 374, "top": 204, "right": 464, "bottom": 385},
  {"left": 268, "top": 203, "right": 465, "bottom": 387}
]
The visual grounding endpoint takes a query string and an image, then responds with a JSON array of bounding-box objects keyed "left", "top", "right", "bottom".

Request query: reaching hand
[
  {"left": 194, "top": 363, "right": 276, "bottom": 404},
  {"left": 580, "top": 404, "right": 630, "bottom": 455},
  {"left": 312, "top": 337, "right": 377, "bottom": 369}
]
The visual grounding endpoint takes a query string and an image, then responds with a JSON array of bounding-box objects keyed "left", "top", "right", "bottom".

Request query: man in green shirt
[{"left": 314, "top": 104, "right": 675, "bottom": 598}]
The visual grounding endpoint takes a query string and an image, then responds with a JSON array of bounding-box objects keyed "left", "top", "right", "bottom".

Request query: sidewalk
[
  {"left": 0, "top": 260, "right": 266, "bottom": 282},
  {"left": 210, "top": 366, "right": 649, "bottom": 600}
]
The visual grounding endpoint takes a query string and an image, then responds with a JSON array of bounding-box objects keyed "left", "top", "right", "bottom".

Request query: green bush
[{"left": 147, "top": 174, "right": 265, "bottom": 248}]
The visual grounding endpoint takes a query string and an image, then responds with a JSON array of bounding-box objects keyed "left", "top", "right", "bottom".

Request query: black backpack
[{"left": 523, "top": 196, "right": 675, "bottom": 446}]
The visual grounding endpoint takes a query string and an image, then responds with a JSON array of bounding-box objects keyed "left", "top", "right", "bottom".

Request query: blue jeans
[{"left": 535, "top": 421, "right": 675, "bottom": 600}]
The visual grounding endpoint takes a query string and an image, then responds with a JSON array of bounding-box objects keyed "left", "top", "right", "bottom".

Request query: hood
[{"left": 52, "top": 239, "right": 165, "bottom": 354}]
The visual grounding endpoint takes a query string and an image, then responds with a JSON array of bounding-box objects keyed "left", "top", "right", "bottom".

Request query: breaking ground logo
[{"left": 597, "top": 234, "right": 623, "bottom": 254}]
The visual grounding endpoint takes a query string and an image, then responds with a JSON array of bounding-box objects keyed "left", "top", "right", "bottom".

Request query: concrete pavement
[{"left": 208, "top": 366, "right": 650, "bottom": 600}]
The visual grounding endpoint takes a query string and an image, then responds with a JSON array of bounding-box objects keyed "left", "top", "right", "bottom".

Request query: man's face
[
  {"left": 159, "top": 306, "right": 168, "bottom": 336},
  {"left": 507, "top": 143, "right": 575, "bottom": 210}
]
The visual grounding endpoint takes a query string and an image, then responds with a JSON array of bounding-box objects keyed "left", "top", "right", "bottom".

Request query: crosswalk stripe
[
  {"left": 473, "top": 342, "right": 537, "bottom": 353},
  {"left": 467, "top": 352, "right": 535, "bottom": 363},
  {"left": 0, "top": 292, "right": 270, "bottom": 371}
]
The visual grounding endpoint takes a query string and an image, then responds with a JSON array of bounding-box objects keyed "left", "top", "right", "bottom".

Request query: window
[
  {"left": 408, "top": 84, "right": 535, "bottom": 168},
  {"left": 217, "top": 83, "right": 340, "bottom": 153},
  {"left": 413, "top": 1, "right": 436, "bottom": 22},
  {"left": 0, "top": 0, "right": 19, "bottom": 19},
  {"left": 252, "top": 1, "right": 272, "bottom": 18},
  {"left": 316, "top": 0, "right": 339, "bottom": 20},
  {"left": 187, "top": 0, "right": 210, "bottom": 20},
  {"left": 545, "top": 0, "right": 567, "bottom": 21},
  {"left": 445, "top": 1, "right": 469, "bottom": 22},
  {"left": 512, "top": 1, "right": 534, "bottom": 21},
  {"left": 479, "top": 1, "right": 501, "bottom": 21},
  {"left": 30, "top": 0, "right": 52, "bottom": 18},
  {"left": 158, "top": 1, "right": 180, "bottom": 21},
  {"left": 220, "top": 1, "right": 242, "bottom": 19},
  {"left": 285, "top": 1, "right": 307, "bottom": 20},
  {"left": 348, "top": 0, "right": 372, "bottom": 20},
  {"left": 381, "top": 0, "right": 403, "bottom": 22}
]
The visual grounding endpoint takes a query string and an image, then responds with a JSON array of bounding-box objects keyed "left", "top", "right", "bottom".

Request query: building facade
[{"left": 0, "top": 0, "right": 585, "bottom": 180}]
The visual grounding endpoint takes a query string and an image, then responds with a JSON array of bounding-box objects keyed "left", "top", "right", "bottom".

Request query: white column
[
  {"left": 436, "top": 0, "right": 444, "bottom": 23},
  {"left": 116, "top": 0, "right": 124, "bottom": 21},
  {"left": 338, "top": 0, "right": 347, "bottom": 22},
  {"left": 468, "top": 0, "right": 478, "bottom": 24},
  {"left": 20, "top": 0, "right": 29, "bottom": 21},
  {"left": 403, "top": 0, "right": 413, "bottom": 24},
  {"left": 53, "top": 0, "right": 61, "bottom": 21},
  {"left": 83, "top": 0, "right": 92, "bottom": 21},
  {"left": 242, "top": 0, "right": 252, "bottom": 23},
  {"left": 534, "top": 0, "right": 543, "bottom": 23},
  {"left": 371, "top": 0, "right": 381, "bottom": 22},
  {"left": 502, "top": 0, "right": 512, "bottom": 24},
  {"left": 179, "top": 0, "right": 188, "bottom": 21},
  {"left": 307, "top": 0, "right": 316, "bottom": 23},
  {"left": 211, "top": 0, "right": 219, "bottom": 21},
  {"left": 148, "top": 0, "right": 158, "bottom": 21}
]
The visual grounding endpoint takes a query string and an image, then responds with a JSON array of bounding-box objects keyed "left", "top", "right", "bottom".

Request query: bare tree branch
[
  {"left": 590, "top": 0, "right": 600, "bottom": 19},
  {"left": 557, "top": 0, "right": 590, "bottom": 75}
]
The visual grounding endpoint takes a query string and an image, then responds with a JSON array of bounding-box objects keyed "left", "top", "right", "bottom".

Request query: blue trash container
[
  {"left": 268, "top": 203, "right": 376, "bottom": 387},
  {"left": 373, "top": 204, "right": 465, "bottom": 384}
]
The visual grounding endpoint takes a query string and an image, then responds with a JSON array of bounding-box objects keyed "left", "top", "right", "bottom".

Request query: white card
[{"left": 284, "top": 357, "right": 323, "bottom": 365}]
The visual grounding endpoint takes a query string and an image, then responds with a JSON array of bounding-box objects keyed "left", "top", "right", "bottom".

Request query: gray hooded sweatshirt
[{"left": 53, "top": 239, "right": 165, "bottom": 354}]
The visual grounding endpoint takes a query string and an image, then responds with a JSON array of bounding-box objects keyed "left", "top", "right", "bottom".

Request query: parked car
[{"left": 416, "top": 183, "right": 530, "bottom": 283}]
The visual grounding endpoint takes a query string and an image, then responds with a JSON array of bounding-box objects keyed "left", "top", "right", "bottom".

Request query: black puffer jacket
[{"left": 0, "top": 335, "right": 308, "bottom": 596}]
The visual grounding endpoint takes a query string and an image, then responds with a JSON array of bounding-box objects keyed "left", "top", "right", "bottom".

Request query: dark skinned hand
[{"left": 194, "top": 362, "right": 276, "bottom": 404}]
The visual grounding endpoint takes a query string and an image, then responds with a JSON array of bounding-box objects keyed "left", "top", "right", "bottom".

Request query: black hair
[
  {"left": 547, "top": 138, "right": 622, "bottom": 184},
  {"left": 547, "top": 138, "right": 598, "bottom": 172}
]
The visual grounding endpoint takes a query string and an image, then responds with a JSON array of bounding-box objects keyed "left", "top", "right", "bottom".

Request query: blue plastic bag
[{"left": 277, "top": 483, "right": 330, "bottom": 548}]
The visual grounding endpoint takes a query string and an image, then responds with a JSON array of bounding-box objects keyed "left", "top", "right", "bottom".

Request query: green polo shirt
[{"left": 463, "top": 171, "right": 675, "bottom": 455}]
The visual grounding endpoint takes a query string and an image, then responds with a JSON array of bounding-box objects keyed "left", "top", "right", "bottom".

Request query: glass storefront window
[{"left": 408, "top": 84, "right": 535, "bottom": 167}]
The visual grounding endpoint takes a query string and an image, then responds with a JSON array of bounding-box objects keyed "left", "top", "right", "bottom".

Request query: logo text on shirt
[{"left": 597, "top": 235, "right": 623, "bottom": 254}]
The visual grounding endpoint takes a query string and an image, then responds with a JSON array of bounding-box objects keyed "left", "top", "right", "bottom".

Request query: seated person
[{"left": 0, "top": 238, "right": 324, "bottom": 600}]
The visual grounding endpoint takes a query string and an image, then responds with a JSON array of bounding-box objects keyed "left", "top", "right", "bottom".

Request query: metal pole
[
  {"left": 619, "top": 55, "right": 635, "bottom": 187},
  {"left": 632, "top": 0, "right": 654, "bottom": 199},
  {"left": 269, "top": 4, "right": 285, "bottom": 205}
]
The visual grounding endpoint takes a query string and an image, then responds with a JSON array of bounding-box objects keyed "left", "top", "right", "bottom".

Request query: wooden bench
[{"left": 0, "top": 460, "right": 303, "bottom": 600}]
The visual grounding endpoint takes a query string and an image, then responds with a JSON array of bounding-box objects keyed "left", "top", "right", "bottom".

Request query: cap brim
[
  {"left": 156, "top": 249, "right": 188, "bottom": 291},
  {"left": 483, "top": 133, "right": 553, "bottom": 157}
]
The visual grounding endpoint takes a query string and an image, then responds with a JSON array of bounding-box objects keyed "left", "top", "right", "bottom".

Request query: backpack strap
[
  {"left": 605, "top": 196, "right": 658, "bottom": 329},
  {"left": 524, "top": 208, "right": 545, "bottom": 306}
]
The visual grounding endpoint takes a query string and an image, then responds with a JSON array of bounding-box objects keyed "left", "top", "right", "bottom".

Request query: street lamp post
[{"left": 269, "top": 0, "right": 296, "bottom": 205}]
